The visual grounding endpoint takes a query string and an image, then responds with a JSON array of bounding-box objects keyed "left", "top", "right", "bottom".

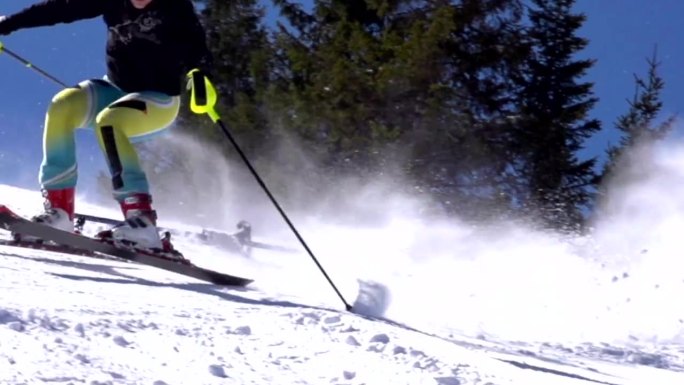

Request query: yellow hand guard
[{"left": 187, "top": 68, "right": 219, "bottom": 121}]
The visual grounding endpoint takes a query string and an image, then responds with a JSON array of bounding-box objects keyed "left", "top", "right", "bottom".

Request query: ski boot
[
  {"left": 96, "top": 194, "right": 161, "bottom": 247},
  {"left": 13, "top": 188, "right": 75, "bottom": 243},
  {"left": 96, "top": 194, "right": 188, "bottom": 263}
]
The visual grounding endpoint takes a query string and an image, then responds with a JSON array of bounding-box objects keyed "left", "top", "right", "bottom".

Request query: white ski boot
[
  {"left": 32, "top": 207, "right": 74, "bottom": 232},
  {"left": 15, "top": 188, "right": 75, "bottom": 242},
  {"left": 111, "top": 214, "right": 163, "bottom": 249},
  {"left": 98, "top": 193, "right": 163, "bottom": 250}
]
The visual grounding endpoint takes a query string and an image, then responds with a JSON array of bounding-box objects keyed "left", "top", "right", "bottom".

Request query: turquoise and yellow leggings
[{"left": 40, "top": 79, "right": 180, "bottom": 201}]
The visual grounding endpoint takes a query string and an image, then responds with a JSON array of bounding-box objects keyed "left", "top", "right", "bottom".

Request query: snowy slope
[
  {"left": 2, "top": 142, "right": 684, "bottom": 384},
  {"left": 1, "top": 222, "right": 681, "bottom": 385}
]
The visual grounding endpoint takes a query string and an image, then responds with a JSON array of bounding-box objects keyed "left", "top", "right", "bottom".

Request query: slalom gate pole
[
  {"left": 187, "top": 70, "right": 353, "bottom": 311},
  {"left": 0, "top": 42, "right": 69, "bottom": 88}
]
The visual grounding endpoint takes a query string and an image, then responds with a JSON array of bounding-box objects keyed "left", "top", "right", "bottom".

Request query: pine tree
[
  {"left": 513, "top": 0, "right": 601, "bottom": 230},
  {"left": 269, "top": 0, "right": 530, "bottom": 218},
  {"left": 594, "top": 47, "right": 675, "bottom": 211},
  {"left": 601, "top": 47, "right": 675, "bottom": 179},
  {"left": 412, "top": 0, "right": 528, "bottom": 218},
  {"left": 268, "top": 0, "right": 397, "bottom": 171}
]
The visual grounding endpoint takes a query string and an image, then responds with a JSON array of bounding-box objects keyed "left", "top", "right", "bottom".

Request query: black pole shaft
[
  {"left": 215, "top": 118, "right": 353, "bottom": 311},
  {"left": 1, "top": 46, "right": 69, "bottom": 88}
]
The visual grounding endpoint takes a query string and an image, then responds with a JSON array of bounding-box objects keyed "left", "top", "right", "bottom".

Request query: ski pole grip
[
  {"left": 187, "top": 68, "right": 218, "bottom": 119},
  {"left": 192, "top": 70, "right": 207, "bottom": 105}
]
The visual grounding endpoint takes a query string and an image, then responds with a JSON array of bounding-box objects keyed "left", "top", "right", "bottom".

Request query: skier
[{"left": 0, "top": 0, "right": 214, "bottom": 251}]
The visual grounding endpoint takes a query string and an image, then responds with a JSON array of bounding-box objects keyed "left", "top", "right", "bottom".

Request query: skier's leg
[
  {"left": 94, "top": 92, "right": 180, "bottom": 248},
  {"left": 35, "top": 79, "right": 123, "bottom": 232}
]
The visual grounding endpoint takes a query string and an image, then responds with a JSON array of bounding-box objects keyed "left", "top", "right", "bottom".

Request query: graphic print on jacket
[{"left": 110, "top": 11, "right": 163, "bottom": 45}]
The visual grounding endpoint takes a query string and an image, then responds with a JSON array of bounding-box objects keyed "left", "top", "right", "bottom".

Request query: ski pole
[
  {"left": 0, "top": 41, "right": 69, "bottom": 88},
  {"left": 188, "top": 70, "right": 354, "bottom": 311}
]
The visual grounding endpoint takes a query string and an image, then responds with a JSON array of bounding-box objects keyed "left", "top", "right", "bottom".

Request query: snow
[{"left": 2, "top": 142, "right": 684, "bottom": 384}]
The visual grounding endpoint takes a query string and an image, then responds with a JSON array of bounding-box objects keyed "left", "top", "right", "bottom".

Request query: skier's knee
[
  {"left": 95, "top": 108, "right": 114, "bottom": 129},
  {"left": 50, "top": 84, "right": 84, "bottom": 105},
  {"left": 47, "top": 87, "right": 88, "bottom": 126},
  {"left": 96, "top": 98, "right": 147, "bottom": 128}
]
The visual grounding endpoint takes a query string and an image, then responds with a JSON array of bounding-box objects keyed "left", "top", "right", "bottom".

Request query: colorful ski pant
[{"left": 40, "top": 79, "right": 180, "bottom": 201}]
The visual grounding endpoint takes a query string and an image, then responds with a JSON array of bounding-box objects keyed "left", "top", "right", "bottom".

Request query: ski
[
  {"left": 0, "top": 238, "right": 131, "bottom": 265},
  {"left": 0, "top": 205, "right": 254, "bottom": 287},
  {"left": 0, "top": 238, "right": 99, "bottom": 258}
]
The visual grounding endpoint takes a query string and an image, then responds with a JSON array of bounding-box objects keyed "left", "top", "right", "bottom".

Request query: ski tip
[{"left": 0, "top": 205, "right": 15, "bottom": 215}]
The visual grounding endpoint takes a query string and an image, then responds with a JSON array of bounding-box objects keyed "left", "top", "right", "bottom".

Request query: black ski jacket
[{"left": 1, "top": 0, "right": 211, "bottom": 95}]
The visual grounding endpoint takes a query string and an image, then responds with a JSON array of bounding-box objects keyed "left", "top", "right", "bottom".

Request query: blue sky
[{"left": 0, "top": 0, "right": 681, "bottom": 193}]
